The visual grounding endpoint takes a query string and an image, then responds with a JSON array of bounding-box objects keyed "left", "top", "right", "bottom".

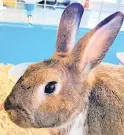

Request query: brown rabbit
[{"left": 4, "top": 3, "right": 124, "bottom": 135}]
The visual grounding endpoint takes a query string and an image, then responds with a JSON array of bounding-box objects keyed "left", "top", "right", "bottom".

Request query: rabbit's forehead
[
  {"left": 22, "top": 59, "right": 68, "bottom": 86},
  {"left": 24, "top": 67, "right": 60, "bottom": 83},
  {"left": 25, "top": 59, "right": 63, "bottom": 74},
  {"left": 37, "top": 68, "right": 61, "bottom": 82}
]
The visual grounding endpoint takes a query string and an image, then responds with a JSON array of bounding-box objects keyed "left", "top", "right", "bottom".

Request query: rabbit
[{"left": 4, "top": 2, "right": 124, "bottom": 135}]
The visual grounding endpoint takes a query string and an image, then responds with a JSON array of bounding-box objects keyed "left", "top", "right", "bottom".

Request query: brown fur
[
  {"left": 87, "top": 64, "right": 124, "bottom": 135},
  {"left": 49, "top": 63, "right": 124, "bottom": 135},
  {"left": 4, "top": 3, "right": 124, "bottom": 135}
]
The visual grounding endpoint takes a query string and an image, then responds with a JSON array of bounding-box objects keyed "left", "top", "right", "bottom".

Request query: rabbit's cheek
[
  {"left": 31, "top": 85, "right": 46, "bottom": 109},
  {"left": 32, "top": 110, "right": 60, "bottom": 128}
]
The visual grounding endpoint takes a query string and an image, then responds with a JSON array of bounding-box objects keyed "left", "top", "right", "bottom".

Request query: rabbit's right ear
[
  {"left": 69, "top": 12, "right": 124, "bottom": 72},
  {"left": 55, "top": 3, "right": 84, "bottom": 53}
]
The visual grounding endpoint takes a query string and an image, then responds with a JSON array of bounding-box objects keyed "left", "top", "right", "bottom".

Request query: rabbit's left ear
[
  {"left": 69, "top": 12, "right": 124, "bottom": 72},
  {"left": 56, "top": 3, "right": 84, "bottom": 53}
]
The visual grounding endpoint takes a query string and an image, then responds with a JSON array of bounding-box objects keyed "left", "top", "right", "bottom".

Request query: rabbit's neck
[{"left": 49, "top": 110, "right": 88, "bottom": 135}]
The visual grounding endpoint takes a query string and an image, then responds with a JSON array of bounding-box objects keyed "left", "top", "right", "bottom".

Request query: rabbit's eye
[{"left": 44, "top": 81, "right": 57, "bottom": 95}]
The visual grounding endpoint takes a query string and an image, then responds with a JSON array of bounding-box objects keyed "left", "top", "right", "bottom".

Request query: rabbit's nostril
[{"left": 4, "top": 98, "right": 12, "bottom": 111}]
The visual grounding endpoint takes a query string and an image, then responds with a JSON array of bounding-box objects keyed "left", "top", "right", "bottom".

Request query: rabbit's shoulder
[
  {"left": 93, "top": 63, "right": 124, "bottom": 89},
  {"left": 95, "top": 62, "right": 124, "bottom": 74},
  {"left": 91, "top": 62, "right": 124, "bottom": 104},
  {"left": 87, "top": 63, "right": 124, "bottom": 135}
]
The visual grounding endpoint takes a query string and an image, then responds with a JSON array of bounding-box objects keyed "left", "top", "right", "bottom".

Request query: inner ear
[{"left": 69, "top": 11, "right": 124, "bottom": 72}]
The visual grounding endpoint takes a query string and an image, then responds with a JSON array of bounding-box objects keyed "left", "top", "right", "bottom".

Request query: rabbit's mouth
[
  {"left": 6, "top": 106, "right": 34, "bottom": 128},
  {"left": 7, "top": 108, "right": 59, "bottom": 128}
]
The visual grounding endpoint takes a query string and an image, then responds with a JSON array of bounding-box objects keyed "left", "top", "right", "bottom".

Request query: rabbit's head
[{"left": 4, "top": 3, "right": 124, "bottom": 128}]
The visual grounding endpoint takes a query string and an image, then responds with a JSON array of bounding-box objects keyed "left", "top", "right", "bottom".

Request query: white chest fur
[
  {"left": 68, "top": 112, "right": 87, "bottom": 135},
  {"left": 55, "top": 110, "right": 88, "bottom": 135}
]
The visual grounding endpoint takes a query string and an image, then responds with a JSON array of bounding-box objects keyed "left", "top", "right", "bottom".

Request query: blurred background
[
  {"left": 0, "top": 0, "right": 124, "bottom": 65},
  {"left": 0, "top": 0, "right": 124, "bottom": 29}
]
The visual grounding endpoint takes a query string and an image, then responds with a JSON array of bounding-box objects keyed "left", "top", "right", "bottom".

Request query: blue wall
[{"left": 0, "top": 22, "right": 124, "bottom": 64}]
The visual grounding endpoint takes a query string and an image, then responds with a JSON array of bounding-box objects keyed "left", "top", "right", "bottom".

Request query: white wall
[{"left": 0, "top": 0, "right": 3, "bottom": 9}]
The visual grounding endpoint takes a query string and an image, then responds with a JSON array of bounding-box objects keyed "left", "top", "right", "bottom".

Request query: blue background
[{"left": 0, "top": 22, "right": 124, "bottom": 64}]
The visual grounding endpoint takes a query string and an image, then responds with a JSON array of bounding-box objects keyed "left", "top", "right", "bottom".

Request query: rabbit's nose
[{"left": 4, "top": 97, "right": 13, "bottom": 111}]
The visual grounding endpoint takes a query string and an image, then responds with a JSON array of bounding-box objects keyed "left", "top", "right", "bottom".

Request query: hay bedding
[{"left": 0, "top": 64, "right": 50, "bottom": 135}]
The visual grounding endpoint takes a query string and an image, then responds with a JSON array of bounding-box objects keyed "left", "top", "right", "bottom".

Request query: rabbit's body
[
  {"left": 49, "top": 63, "right": 124, "bottom": 135},
  {"left": 4, "top": 3, "right": 124, "bottom": 135},
  {"left": 88, "top": 63, "right": 124, "bottom": 135}
]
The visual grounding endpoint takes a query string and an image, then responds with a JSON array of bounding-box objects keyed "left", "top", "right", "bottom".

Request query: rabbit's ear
[
  {"left": 8, "top": 63, "right": 34, "bottom": 82},
  {"left": 70, "top": 12, "right": 124, "bottom": 72},
  {"left": 56, "top": 3, "right": 84, "bottom": 53}
]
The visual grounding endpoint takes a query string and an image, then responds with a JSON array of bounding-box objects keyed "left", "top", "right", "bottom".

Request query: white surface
[
  {"left": 91, "top": 0, "right": 116, "bottom": 3},
  {"left": 8, "top": 62, "right": 33, "bottom": 82},
  {"left": 116, "top": 52, "right": 124, "bottom": 65},
  {"left": 0, "top": 0, "right": 3, "bottom": 8}
]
